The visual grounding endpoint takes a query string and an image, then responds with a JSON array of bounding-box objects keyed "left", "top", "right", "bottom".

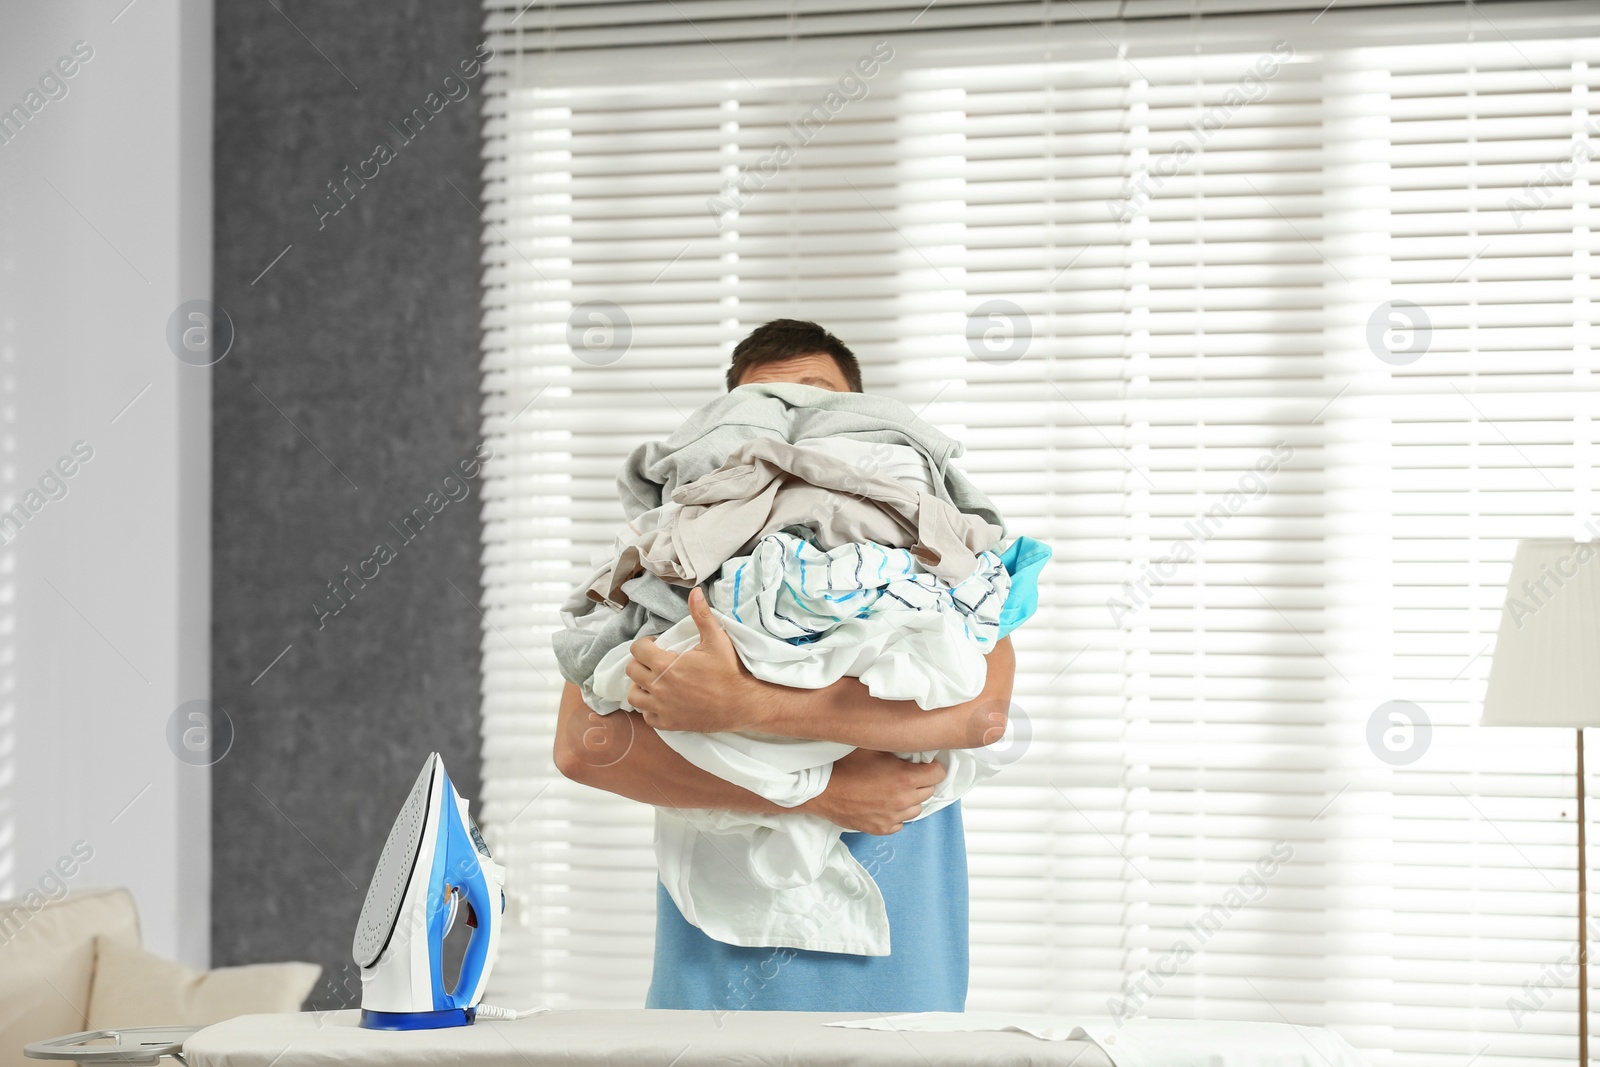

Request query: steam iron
[{"left": 352, "top": 752, "right": 505, "bottom": 1030}]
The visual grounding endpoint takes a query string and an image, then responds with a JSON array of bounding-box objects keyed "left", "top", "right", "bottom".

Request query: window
[{"left": 473, "top": 3, "right": 1600, "bottom": 1060}]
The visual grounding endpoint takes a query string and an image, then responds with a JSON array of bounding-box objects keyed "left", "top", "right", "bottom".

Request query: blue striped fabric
[{"left": 712, "top": 532, "right": 1009, "bottom": 648}]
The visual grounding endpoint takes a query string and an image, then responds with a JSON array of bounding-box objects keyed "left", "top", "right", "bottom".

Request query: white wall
[{"left": 0, "top": 0, "right": 211, "bottom": 967}]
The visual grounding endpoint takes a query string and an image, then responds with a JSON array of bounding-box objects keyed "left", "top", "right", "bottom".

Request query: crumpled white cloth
[
  {"left": 586, "top": 532, "right": 1014, "bottom": 955},
  {"left": 590, "top": 605, "right": 1015, "bottom": 954},
  {"left": 825, "top": 1016, "right": 1373, "bottom": 1067},
  {"left": 595, "top": 608, "right": 987, "bottom": 713},
  {"left": 651, "top": 734, "right": 1012, "bottom": 956}
]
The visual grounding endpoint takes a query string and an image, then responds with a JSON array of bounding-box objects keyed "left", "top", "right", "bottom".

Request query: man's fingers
[
  {"left": 898, "top": 805, "right": 923, "bottom": 823},
  {"left": 627, "top": 683, "right": 655, "bottom": 713},
  {"left": 907, "top": 760, "right": 947, "bottom": 785},
  {"left": 688, "top": 587, "right": 735, "bottom": 653},
  {"left": 630, "top": 636, "right": 676, "bottom": 671},
  {"left": 624, "top": 659, "right": 655, "bottom": 688}
]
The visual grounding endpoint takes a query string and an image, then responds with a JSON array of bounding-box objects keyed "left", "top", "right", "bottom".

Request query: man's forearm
[
  {"left": 554, "top": 683, "right": 792, "bottom": 814},
  {"left": 753, "top": 637, "right": 1015, "bottom": 752}
]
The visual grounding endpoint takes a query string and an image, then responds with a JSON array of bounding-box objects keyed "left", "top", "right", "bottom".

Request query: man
[{"left": 553, "top": 319, "right": 1014, "bottom": 1010}]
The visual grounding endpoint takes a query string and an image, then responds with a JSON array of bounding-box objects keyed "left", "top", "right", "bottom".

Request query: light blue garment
[
  {"left": 646, "top": 801, "right": 969, "bottom": 1012},
  {"left": 998, "top": 536, "right": 1051, "bottom": 638}
]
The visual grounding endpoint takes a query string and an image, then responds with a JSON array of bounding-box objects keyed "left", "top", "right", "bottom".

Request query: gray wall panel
[{"left": 212, "top": 0, "right": 486, "bottom": 1006}]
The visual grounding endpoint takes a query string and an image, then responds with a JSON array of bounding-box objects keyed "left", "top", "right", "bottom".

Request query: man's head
[{"left": 726, "top": 319, "right": 863, "bottom": 393}]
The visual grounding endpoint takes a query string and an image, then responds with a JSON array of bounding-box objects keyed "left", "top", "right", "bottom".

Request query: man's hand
[
  {"left": 625, "top": 588, "right": 772, "bottom": 733},
  {"left": 798, "top": 749, "right": 947, "bottom": 835}
]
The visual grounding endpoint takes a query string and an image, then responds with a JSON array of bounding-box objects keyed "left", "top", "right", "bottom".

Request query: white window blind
[{"left": 472, "top": 4, "right": 1600, "bottom": 1063}]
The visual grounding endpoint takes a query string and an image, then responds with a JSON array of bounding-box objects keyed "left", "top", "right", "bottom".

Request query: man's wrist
[
  {"left": 794, "top": 774, "right": 836, "bottom": 822},
  {"left": 744, "top": 677, "right": 817, "bottom": 734}
]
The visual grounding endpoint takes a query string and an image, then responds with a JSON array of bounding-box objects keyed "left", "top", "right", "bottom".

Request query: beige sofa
[{"left": 0, "top": 887, "right": 319, "bottom": 1067}]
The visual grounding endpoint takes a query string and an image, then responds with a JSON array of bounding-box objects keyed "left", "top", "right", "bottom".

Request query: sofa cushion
[
  {"left": 87, "top": 939, "right": 320, "bottom": 1029},
  {"left": 0, "top": 886, "right": 140, "bottom": 1067}
]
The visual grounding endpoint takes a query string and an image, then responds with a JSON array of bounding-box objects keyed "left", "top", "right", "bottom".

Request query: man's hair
[{"left": 725, "top": 319, "right": 863, "bottom": 393}]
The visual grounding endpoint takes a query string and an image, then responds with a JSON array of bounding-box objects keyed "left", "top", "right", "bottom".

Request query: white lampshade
[{"left": 1481, "top": 539, "right": 1600, "bottom": 727}]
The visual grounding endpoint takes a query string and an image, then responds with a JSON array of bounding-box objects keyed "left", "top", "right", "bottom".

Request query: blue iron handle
[
  {"left": 428, "top": 769, "right": 499, "bottom": 1011},
  {"left": 441, "top": 840, "right": 496, "bottom": 1009}
]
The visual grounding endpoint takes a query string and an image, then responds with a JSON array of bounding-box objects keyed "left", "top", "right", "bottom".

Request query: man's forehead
[{"left": 740, "top": 353, "right": 848, "bottom": 390}]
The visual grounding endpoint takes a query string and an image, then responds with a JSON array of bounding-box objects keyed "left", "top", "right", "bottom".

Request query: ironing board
[{"left": 181, "top": 1008, "right": 1115, "bottom": 1067}]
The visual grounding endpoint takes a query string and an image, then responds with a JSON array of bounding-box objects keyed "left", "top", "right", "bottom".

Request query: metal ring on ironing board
[{"left": 24, "top": 1025, "right": 201, "bottom": 1064}]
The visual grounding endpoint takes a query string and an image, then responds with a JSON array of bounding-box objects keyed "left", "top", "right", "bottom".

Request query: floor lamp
[{"left": 1482, "top": 539, "right": 1600, "bottom": 1066}]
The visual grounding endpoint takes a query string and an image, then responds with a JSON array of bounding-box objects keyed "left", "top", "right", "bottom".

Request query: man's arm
[
  {"left": 753, "top": 636, "right": 1014, "bottom": 752},
  {"left": 552, "top": 681, "right": 946, "bottom": 835},
  {"left": 623, "top": 588, "right": 1015, "bottom": 752}
]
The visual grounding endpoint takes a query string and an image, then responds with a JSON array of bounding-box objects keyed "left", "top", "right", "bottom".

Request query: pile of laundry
[{"left": 555, "top": 382, "right": 1050, "bottom": 956}]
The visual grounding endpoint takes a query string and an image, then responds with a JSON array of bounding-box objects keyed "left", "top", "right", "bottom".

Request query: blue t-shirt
[
  {"left": 644, "top": 536, "right": 1046, "bottom": 1011},
  {"left": 645, "top": 800, "right": 969, "bottom": 1011}
]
